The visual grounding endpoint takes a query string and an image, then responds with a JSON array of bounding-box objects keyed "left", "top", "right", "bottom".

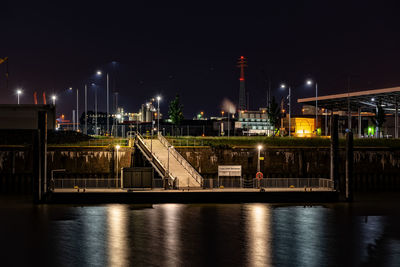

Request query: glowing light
[
  {"left": 294, "top": 117, "right": 315, "bottom": 137},
  {"left": 306, "top": 79, "right": 313, "bottom": 85},
  {"left": 240, "top": 56, "right": 244, "bottom": 59},
  {"left": 280, "top": 84, "right": 286, "bottom": 89},
  {"left": 16, "top": 89, "right": 22, "bottom": 95},
  {"left": 69, "top": 87, "right": 73, "bottom": 90},
  {"left": 156, "top": 96, "right": 161, "bottom": 101},
  {"left": 52, "top": 95, "right": 56, "bottom": 100},
  {"left": 371, "top": 98, "right": 375, "bottom": 101},
  {"left": 239, "top": 77, "right": 245, "bottom": 81},
  {"left": 96, "top": 70, "right": 102, "bottom": 75},
  {"left": 115, "top": 145, "right": 121, "bottom": 150},
  {"left": 246, "top": 204, "right": 271, "bottom": 266},
  {"left": 257, "top": 145, "right": 262, "bottom": 150}
]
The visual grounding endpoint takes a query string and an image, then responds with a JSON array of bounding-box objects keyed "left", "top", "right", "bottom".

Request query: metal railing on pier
[
  {"left": 54, "top": 178, "right": 120, "bottom": 189},
  {"left": 201, "top": 178, "right": 334, "bottom": 190},
  {"left": 135, "top": 133, "right": 175, "bottom": 180},
  {"left": 53, "top": 177, "right": 334, "bottom": 190},
  {"left": 158, "top": 133, "right": 203, "bottom": 186},
  {"left": 253, "top": 178, "right": 334, "bottom": 189},
  {"left": 54, "top": 178, "right": 166, "bottom": 189}
]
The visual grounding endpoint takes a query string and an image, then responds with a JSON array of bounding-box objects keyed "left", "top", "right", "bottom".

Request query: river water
[{"left": 1, "top": 196, "right": 399, "bottom": 267}]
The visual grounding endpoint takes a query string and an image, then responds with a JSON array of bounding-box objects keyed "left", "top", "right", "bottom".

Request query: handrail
[
  {"left": 136, "top": 133, "right": 169, "bottom": 179},
  {"left": 158, "top": 134, "right": 203, "bottom": 185}
]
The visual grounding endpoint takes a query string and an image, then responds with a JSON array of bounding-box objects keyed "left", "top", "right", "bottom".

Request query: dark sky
[{"left": 2, "top": 1, "right": 400, "bottom": 118}]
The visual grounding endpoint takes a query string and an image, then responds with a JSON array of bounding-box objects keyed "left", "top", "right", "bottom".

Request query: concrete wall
[
  {"left": 47, "top": 147, "right": 132, "bottom": 176},
  {"left": 176, "top": 146, "right": 400, "bottom": 191},
  {"left": 0, "top": 146, "right": 132, "bottom": 193},
  {"left": 1, "top": 145, "right": 399, "bottom": 193}
]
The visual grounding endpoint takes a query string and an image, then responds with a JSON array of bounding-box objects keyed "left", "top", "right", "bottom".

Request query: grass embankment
[{"left": 166, "top": 136, "right": 400, "bottom": 149}]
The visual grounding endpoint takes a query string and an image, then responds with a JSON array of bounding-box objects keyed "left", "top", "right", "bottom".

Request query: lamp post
[
  {"left": 257, "top": 145, "right": 262, "bottom": 188},
  {"left": 69, "top": 87, "right": 79, "bottom": 132},
  {"left": 16, "top": 89, "right": 22, "bottom": 104},
  {"left": 115, "top": 145, "right": 120, "bottom": 188},
  {"left": 257, "top": 145, "right": 262, "bottom": 173},
  {"left": 97, "top": 71, "right": 110, "bottom": 135},
  {"left": 52, "top": 95, "right": 57, "bottom": 105},
  {"left": 91, "top": 82, "right": 98, "bottom": 135},
  {"left": 306, "top": 79, "right": 318, "bottom": 134},
  {"left": 156, "top": 96, "right": 161, "bottom": 134},
  {"left": 280, "top": 84, "right": 291, "bottom": 136}
]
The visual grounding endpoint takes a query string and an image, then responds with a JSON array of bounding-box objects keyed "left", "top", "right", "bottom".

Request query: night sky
[{"left": 2, "top": 2, "right": 400, "bottom": 118}]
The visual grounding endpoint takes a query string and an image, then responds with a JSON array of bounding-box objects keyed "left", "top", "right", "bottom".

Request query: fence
[
  {"left": 54, "top": 178, "right": 167, "bottom": 189},
  {"left": 202, "top": 178, "right": 333, "bottom": 189},
  {"left": 53, "top": 178, "right": 334, "bottom": 190},
  {"left": 254, "top": 178, "right": 334, "bottom": 189}
]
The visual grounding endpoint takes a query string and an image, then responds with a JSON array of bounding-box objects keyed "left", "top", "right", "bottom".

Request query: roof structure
[{"left": 298, "top": 86, "right": 400, "bottom": 112}]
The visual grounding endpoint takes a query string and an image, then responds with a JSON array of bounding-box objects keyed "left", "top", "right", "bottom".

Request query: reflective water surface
[{"left": 1, "top": 198, "right": 400, "bottom": 266}]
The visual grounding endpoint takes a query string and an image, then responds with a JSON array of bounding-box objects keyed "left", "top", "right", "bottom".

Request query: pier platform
[{"left": 49, "top": 188, "right": 338, "bottom": 204}]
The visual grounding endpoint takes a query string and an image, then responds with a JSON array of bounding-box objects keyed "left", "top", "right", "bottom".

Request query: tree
[
  {"left": 168, "top": 95, "right": 184, "bottom": 135},
  {"left": 267, "top": 96, "right": 281, "bottom": 136},
  {"left": 372, "top": 104, "right": 386, "bottom": 138}
]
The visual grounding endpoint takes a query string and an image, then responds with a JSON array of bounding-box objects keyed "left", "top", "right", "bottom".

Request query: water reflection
[
  {"left": 245, "top": 204, "right": 272, "bottom": 267},
  {"left": 80, "top": 207, "right": 108, "bottom": 266},
  {"left": 161, "top": 204, "right": 183, "bottom": 267},
  {"left": 107, "top": 204, "right": 128, "bottom": 267},
  {"left": 2, "top": 201, "right": 398, "bottom": 266}
]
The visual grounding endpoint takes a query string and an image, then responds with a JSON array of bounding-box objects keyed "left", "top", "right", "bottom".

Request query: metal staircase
[{"left": 135, "top": 133, "right": 203, "bottom": 188}]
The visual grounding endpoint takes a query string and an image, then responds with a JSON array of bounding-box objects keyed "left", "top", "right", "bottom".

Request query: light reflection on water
[
  {"left": 246, "top": 204, "right": 271, "bottom": 267},
  {"left": 0, "top": 202, "right": 399, "bottom": 266},
  {"left": 107, "top": 205, "right": 128, "bottom": 267}
]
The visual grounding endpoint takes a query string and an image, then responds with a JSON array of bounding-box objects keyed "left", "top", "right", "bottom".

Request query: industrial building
[
  {"left": 298, "top": 86, "right": 400, "bottom": 138},
  {"left": 235, "top": 108, "right": 274, "bottom": 135}
]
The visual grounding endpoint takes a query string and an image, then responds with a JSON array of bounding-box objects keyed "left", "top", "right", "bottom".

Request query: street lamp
[
  {"left": 115, "top": 145, "right": 120, "bottom": 188},
  {"left": 306, "top": 79, "right": 318, "bottom": 134},
  {"left": 91, "top": 82, "right": 98, "bottom": 135},
  {"left": 156, "top": 96, "right": 161, "bottom": 134},
  {"left": 280, "top": 83, "right": 291, "bottom": 136},
  {"left": 51, "top": 95, "right": 57, "bottom": 105},
  {"left": 16, "top": 89, "right": 22, "bottom": 104},
  {"left": 69, "top": 87, "right": 79, "bottom": 132},
  {"left": 257, "top": 145, "right": 262, "bottom": 188},
  {"left": 96, "top": 70, "right": 110, "bottom": 135}
]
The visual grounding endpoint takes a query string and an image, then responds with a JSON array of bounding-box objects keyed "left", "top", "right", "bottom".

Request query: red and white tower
[{"left": 237, "top": 56, "right": 247, "bottom": 111}]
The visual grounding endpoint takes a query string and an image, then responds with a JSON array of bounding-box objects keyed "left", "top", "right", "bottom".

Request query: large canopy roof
[{"left": 298, "top": 87, "right": 400, "bottom": 112}]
